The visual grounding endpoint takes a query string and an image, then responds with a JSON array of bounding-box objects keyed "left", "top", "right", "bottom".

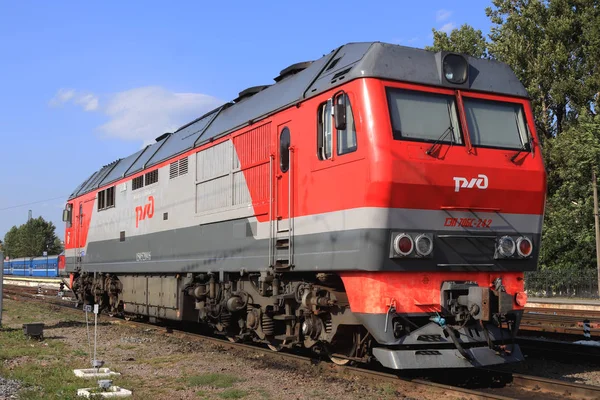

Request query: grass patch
[
  {"left": 219, "top": 389, "right": 248, "bottom": 399},
  {"left": 72, "top": 349, "right": 87, "bottom": 357},
  {"left": 379, "top": 383, "right": 399, "bottom": 399},
  {"left": 188, "top": 373, "right": 241, "bottom": 389}
]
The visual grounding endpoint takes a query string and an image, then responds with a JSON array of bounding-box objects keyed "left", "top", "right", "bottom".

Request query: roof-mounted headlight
[{"left": 442, "top": 54, "right": 468, "bottom": 84}]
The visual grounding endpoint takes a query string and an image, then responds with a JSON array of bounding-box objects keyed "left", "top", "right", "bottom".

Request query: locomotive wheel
[
  {"left": 329, "top": 354, "right": 351, "bottom": 366},
  {"left": 267, "top": 343, "right": 282, "bottom": 352},
  {"left": 328, "top": 330, "right": 358, "bottom": 366},
  {"left": 266, "top": 338, "right": 284, "bottom": 352}
]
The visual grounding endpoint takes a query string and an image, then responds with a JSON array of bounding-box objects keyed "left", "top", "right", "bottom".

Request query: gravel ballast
[{"left": 0, "top": 376, "right": 21, "bottom": 400}]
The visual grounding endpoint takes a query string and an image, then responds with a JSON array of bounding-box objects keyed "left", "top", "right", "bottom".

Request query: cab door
[
  {"left": 273, "top": 122, "right": 294, "bottom": 268},
  {"left": 276, "top": 123, "right": 292, "bottom": 233}
]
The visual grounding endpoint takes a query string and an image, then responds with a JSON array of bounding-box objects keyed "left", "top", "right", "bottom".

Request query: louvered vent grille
[
  {"left": 179, "top": 157, "right": 189, "bottom": 175},
  {"left": 170, "top": 162, "right": 178, "bottom": 179},
  {"left": 145, "top": 169, "right": 158, "bottom": 185},
  {"left": 132, "top": 176, "right": 144, "bottom": 190},
  {"left": 169, "top": 157, "right": 189, "bottom": 179}
]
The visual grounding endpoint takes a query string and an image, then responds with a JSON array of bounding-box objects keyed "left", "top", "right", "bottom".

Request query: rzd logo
[
  {"left": 135, "top": 196, "right": 154, "bottom": 228},
  {"left": 453, "top": 174, "right": 488, "bottom": 192}
]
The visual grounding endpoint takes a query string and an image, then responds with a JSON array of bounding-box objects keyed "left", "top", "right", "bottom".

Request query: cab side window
[
  {"left": 317, "top": 100, "right": 333, "bottom": 160},
  {"left": 336, "top": 94, "right": 357, "bottom": 155},
  {"left": 317, "top": 93, "right": 357, "bottom": 160}
]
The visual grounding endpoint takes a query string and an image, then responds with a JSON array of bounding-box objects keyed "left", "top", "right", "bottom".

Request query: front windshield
[
  {"left": 463, "top": 98, "right": 529, "bottom": 149},
  {"left": 387, "top": 88, "right": 462, "bottom": 144}
]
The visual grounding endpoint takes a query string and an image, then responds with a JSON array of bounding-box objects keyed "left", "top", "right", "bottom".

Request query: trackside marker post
[{"left": 584, "top": 319, "right": 591, "bottom": 339}]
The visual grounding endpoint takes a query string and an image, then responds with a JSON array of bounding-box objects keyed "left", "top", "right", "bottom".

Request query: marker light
[
  {"left": 516, "top": 237, "right": 533, "bottom": 258},
  {"left": 414, "top": 234, "right": 433, "bottom": 257},
  {"left": 393, "top": 234, "right": 414, "bottom": 256},
  {"left": 443, "top": 54, "right": 468, "bottom": 84},
  {"left": 497, "top": 236, "right": 516, "bottom": 258}
]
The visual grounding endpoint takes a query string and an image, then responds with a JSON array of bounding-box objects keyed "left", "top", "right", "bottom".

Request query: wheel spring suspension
[
  {"left": 325, "top": 319, "right": 333, "bottom": 334},
  {"left": 262, "top": 314, "right": 274, "bottom": 336},
  {"left": 221, "top": 313, "right": 231, "bottom": 328}
]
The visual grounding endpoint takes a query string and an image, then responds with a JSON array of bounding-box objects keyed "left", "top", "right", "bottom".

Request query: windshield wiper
[
  {"left": 510, "top": 134, "right": 534, "bottom": 163},
  {"left": 426, "top": 125, "right": 454, "bottom": 156}
]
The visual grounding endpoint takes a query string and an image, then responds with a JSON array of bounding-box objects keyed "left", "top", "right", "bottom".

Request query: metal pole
[
  {"left": 288, "top": 147, "right": 293, "bottom": 266},
  {"left": 593, "top": 168, "right": 600, "bottom": 298},
  {"left": 269, "top": 155, "right": 273, "bottom": 267},
  {"left": 0, "top": 252, "right": 4, "bottom": 327}
]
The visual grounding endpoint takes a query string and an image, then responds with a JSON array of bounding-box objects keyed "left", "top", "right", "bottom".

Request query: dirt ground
[
  {"left": 0, "top": 298, "right": 444, "bottom": 400},
  {"left": 3, "top": 298, "right": 600, "bottom": 400}
]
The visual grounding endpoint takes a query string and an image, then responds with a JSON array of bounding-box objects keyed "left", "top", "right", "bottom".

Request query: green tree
[
  {"left": 2, "top": 217, "right": 63, "bottom": 259},
  {"left": 486, "top": 0, "right": 600, "bottom": 138},
  {"left": 425, "top": 24, "right": 489, "bottom": 58},
  {"left": 539, "top": 112, "right": 600, "bottom": 271}
]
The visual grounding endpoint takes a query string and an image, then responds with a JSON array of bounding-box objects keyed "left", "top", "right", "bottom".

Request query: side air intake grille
[
  {"left": 170, "top": 157, "right": 189, "bottom": 179},
  {"left": 170, "top": 162, "right": 178, "bottom": 179},
  {"left": 179, "top": 157, "right": 189, "bottom": 175}
]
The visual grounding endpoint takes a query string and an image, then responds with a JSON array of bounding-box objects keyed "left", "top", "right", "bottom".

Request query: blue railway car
[{"left": 2, "top": 255, "right": 63, "bottom": 277}]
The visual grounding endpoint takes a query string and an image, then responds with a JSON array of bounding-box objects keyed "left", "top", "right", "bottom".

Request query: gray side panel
[{"left": 70, "top": 221, "right": 539, "bottom": 274}]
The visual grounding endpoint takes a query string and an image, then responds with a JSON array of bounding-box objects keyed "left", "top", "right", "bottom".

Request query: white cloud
[
  {"left": 49, "top": 88, "right": 76, "bottom": 106},
  {"left": 75, "top": 94, "right": 99, "bottom": 111},
  {"left": 98, "top": 86, "right": 221, "bottom": 143},
  {"left": 436, "top": 9, "right": 452, "bottom": 22},
  {"left": 49, "top": 88, "right": 99, "bottom": 111},
  {"left": 49, "top": 86, "right": 222, "bottom": 145},
  {"left": 439, "top": 22, "right": 456, "bottom": 33}
]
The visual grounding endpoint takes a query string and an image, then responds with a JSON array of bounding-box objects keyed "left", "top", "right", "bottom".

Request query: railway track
[
  {"left": 521, "top": 306, "right": 600, "bottom": 336},
  {"left": 3, "top": 285, "right": 600, "bottom": 399}
]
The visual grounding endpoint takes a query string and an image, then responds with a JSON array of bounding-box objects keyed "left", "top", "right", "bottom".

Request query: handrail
[
  {"left": 269, "top": 154, "right": 274, "bottom": 267},
  {"left": 288, "top": 147, "right": 293, "bottom": 266}
]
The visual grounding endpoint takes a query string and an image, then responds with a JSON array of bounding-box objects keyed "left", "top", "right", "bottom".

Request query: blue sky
[{"left": 0, "top": 0, "right": 492, "bottom": 242}]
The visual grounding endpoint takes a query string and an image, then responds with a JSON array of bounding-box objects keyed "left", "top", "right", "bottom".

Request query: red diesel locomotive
[{"left": 62, "top": 42, "right": 546, "bottom": 370}]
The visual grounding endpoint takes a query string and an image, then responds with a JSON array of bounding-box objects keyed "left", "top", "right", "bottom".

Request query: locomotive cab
[{"left": 337, "top": 48, "right": 545, "bottom": 369}]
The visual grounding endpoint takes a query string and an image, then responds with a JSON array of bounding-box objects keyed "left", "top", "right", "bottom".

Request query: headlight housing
[
  {"left": 516, "top": 236, "right": 533, "bottom": 258},
  {"left": 393, "top": 233, "right": 414, "bottom": 256},
  {"left": 390, "top": 232, "right": 434, "bottom": 258},
  {"left": 442, "top": 53, "right": 468, "bottom": 84},
  {"left": 497, "top": 236, "right": 516, "bottom": 258},
  {"left": 414, "top": 234, "right": 433, "bottom": 257}
]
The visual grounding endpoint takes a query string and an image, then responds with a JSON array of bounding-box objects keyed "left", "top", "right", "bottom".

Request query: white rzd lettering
[{"left": 453, "top": 174, "right": 488, "bottom": 192}]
